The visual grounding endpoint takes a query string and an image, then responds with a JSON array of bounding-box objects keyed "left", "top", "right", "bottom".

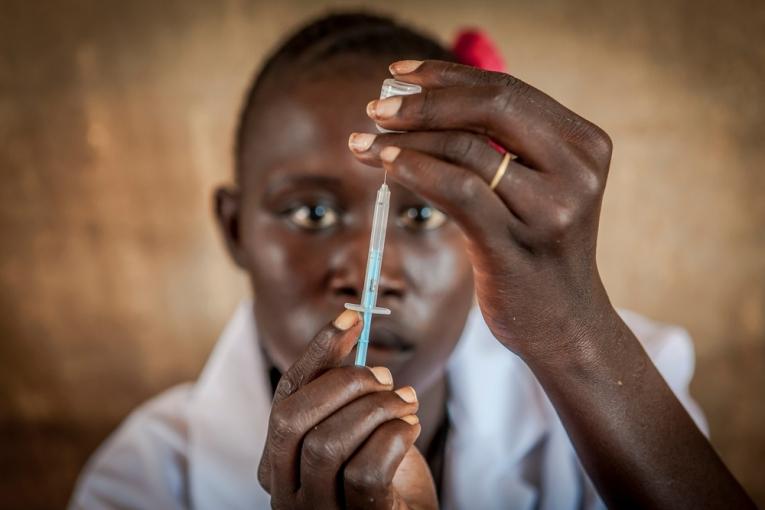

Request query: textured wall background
[{"left": 1, "top": 0, "right": 763, "bottom": 507}]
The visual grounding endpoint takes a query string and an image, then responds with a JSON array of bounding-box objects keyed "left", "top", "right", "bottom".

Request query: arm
[
  {"left": 352, "top": 59, "right": 754, "bottom": 508},
  {"left": 527, "top": 308, "right": 749, "bottom": 509}
]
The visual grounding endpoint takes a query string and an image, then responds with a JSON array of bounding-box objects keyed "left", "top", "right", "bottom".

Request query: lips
[{"left": 368, "top": 323, "right": 414, "bottom": 352}]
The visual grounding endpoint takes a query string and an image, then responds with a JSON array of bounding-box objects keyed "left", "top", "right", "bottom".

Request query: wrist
[{"left": 516, "top": 303, "right": 631, "bottom": 376}]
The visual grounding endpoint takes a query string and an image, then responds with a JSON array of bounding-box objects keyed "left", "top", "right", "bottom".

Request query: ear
[{"left": 213, "top": 185, "right": 248, "bottom": 269}]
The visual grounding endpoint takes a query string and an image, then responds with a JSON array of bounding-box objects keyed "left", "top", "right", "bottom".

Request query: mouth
[{"left": 366, "top": 323, "right": 415, "bottom": 353}]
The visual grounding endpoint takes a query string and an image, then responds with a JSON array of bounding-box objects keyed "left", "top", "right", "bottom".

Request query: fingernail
[
  {"left": 394, "top": 386, "right": 417, "bottom": 403},
  {"left": 380, "top": 146, "right": 401, "bottom": 163},
  {"left": 389, "top": 60, "right": 423, "bottom": 75},
  {"left": 370, "top": 366, "right": 393, "bottom": 385},
  {"left": 367, "top": 96, "right": 402, "bottom": 119},
  {"left": 348, "top": 132, "right": 376, "bottom": 152},
  {"left": 333, "top": 309, "right": 360, "bottom": 330},
  {"left": 400, "top": 414, "right": 419, "bottom": 425}
]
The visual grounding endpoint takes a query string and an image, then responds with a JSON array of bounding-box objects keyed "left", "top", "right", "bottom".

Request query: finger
[
  {"left": 389, "top": 58, "right": 524, "bottom": 90},
  {"left": 351, "top": 130, "right": 498, "bottom": 171},
  {"left": 389, "top": 59, "right": 598, "bottom": 149},
  {"left": 300, "top": 387, "right": 419, "bottom": 504},
  {"left": 343, "top": 418, "right": 422, "bottom": 510},
  {"left": 390, "top": 59, "right": 612, "bottom": 184},
  {"left": 367, "top": 86, "right": 563, "bottom": 169},
  {"left": 273, "top": 308, "right": 361, "bottom": 404},
  {"left": 266, "top": 365, "right": 394, "bottom": 503},
  {"left": 367, "top": 84, "right": 599, "bottom": 175},
  {"left": 377, "top": 145, "right": 560, "bottom": 249},
  {"left": 350, "top": 131, "right": 550, "bottom": 224},
  {"left": 392, "top": 447, "right": 438, "bottom": 510},
  {"left": 259, "top": 309, "right": 360, "bottom": 498}
]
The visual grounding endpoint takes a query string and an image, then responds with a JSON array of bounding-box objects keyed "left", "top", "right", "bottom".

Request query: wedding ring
[{"left": 490, "top": 152, "right": 513, "bottom": 190}]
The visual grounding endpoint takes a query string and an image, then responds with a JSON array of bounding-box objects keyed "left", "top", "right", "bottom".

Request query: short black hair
[{"left": 234, "top": 11, "right": 456, "bottom": 180}]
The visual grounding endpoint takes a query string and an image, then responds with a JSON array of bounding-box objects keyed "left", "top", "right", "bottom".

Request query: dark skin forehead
[{"left": 240, "top": 57, "right": 412, "bottom": 199}]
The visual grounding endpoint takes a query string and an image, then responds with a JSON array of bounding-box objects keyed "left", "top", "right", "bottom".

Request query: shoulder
[{"left": 69, "top": 383, "right": 194, "bottom": 510}]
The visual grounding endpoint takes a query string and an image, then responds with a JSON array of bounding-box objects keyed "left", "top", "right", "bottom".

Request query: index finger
[
  {"left": 388, "top": 60, "right": 599, "bottom": 143},
  {"left": 389, "top": 59, "right": 511, "bottom": 89},
  {"left": 273, "top": 309, "right": 362, "bottom": 404},
  {"left": 375, "top": 60, "right": 609, "bottom": 173}
]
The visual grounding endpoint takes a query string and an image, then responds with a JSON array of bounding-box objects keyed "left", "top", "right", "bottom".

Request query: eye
[
  {"left": 285, "top": 203, "right": 339, "bottom": 230},
  {"left": 398, "top": 205, "right": 447, "bottom": 231}
]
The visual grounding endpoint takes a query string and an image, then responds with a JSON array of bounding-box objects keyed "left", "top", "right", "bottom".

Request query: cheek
[
  {"left": 393, "top": 226, "right": 475, "bottom": 389},
  {"left": 244, "top": 215, "right": 331, "bottom": 300},
  {"left": 406, "top": 226, "right": 474, "bottom": 302},
  {"left": 241, "top": 214, "right": 337, "bottom": 370},
  {"left": 403, "top": 226, "right": 475, "bottom": 345}
]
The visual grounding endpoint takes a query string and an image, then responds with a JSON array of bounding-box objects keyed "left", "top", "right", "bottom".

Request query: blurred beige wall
[{"left": 1, "top": 0, "right": 763, "bottom": 507}]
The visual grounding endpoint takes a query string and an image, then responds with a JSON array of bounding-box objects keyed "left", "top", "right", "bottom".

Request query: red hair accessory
[{"left": 451, "top": 29, "right": 506, "bottom": 72}]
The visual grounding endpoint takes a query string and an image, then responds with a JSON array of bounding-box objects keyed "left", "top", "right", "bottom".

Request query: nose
[{"left": 328, "top": 231, "right": 407, "bottom": 308}]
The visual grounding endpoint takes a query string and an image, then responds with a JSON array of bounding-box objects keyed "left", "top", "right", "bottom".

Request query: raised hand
[{"left": 351, "top": 59, "right": 614, "bottom": 361}]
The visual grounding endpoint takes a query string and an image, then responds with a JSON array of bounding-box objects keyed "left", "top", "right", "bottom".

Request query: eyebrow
[{"left": 264, "top": 174, "right": 344, "bottom": 196}]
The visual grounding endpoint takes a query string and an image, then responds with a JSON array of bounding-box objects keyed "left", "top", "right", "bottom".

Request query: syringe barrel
[
  {"left": 360, "top": 184, "right": 390, "bottom": 306},
  {"left": 369, "top": 184, "right": 390, "bottom": 254}
]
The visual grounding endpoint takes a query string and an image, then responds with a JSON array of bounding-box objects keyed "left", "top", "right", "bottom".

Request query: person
[{"left": 69, "top": 11, "right": 754, "bottom": 510}]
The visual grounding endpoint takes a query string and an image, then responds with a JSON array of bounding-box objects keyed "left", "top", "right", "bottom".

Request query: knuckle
[
  {"left": 416, "top": 88, "right": 437, "bottom": 124},
  {"left": 442, "top": 132, "right": 477, "bottom": 163},
  {"left": 302, "top": 430, "right": 342, "bottom": 465},
  {"left": 311, "top": 327, "right": 336, "bottom": 354},
  {"left": 565, "top": 120, "right": 613, "bottom": 169},
  {"left": 369, "top": 391, "right": 399, "bottom": 417},
  {"left": 500, "top": 73, "right": 523, "bottom": 90},
  {"left": 491, "top": 87, "right": 515, "bottom": 115},
  {"left": 344, "top": 464, "right": 386, "bottom": 492},
  {"left": 408, "top": 151, "right": 440, "bottom": 183},
  {"left": 579, "top": 168, "right": 604, "bottom": 196},
  {"left": 589, "top": 124, "right": 613, "bottom": 158},
  {"left": 493, "top": 77, "right": 530, "bottom": 110},
  {"left": 269, "top": 405, "right": 296, "bottom": 442},
  {"left": 455, "top": 175, "right": 484, "bottom": 208},
  {"left": 544, "top": 202, "right": 577, "bottom": 236},
  {"left": 558, "top": 145, "right": 605, "bottom": 199},
  {"left": 440, "top": 61, "right": 461, "bottom": 82},
  {"left": 274, "top": 374, "right": 296, "bottom": 399},
  {"left": 559, "top": 117, "right": 592, "bottom": 146},
  {"left": 564, "top": 156, "right": 607, "bottom": 204},
  {"left": 332, "top": 366, "right": 368, "bottom": 393}
]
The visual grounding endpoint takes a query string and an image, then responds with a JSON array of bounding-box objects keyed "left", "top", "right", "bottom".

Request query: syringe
[{"left": 344, "top": 179, "right": 392, "bottom": 366}]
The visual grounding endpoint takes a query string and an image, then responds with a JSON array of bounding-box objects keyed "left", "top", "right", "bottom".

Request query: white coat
[{"left": 70, "top": 301, "right": 707, "bottom": 509}]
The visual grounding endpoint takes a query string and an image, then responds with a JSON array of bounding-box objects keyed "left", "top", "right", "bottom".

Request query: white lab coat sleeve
[{"left": 69, "top": 384, "right": 193, "bottom": 510}]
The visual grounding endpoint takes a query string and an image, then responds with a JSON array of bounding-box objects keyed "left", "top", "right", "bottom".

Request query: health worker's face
[{"left": 215, "top": 63, "right": 475, "bottom": 391}]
